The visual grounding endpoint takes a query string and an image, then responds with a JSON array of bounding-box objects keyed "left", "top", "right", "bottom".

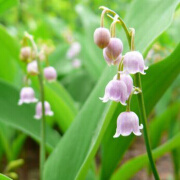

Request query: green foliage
[
  {"left": 0, "top": 0, "right": 18, "bottom": 15},
  {"left": 0, "top": 173, "right": 12, "bottom": 180},
  {"left": 0, "top": 80, "right": 60, "bottom": 150}
]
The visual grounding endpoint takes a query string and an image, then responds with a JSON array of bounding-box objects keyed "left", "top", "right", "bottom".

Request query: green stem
[
  {"left": 27, "top": 33, "right": 46, "bottom": 180},
  {"left": 134, "top": 73, "right": 160, "bottom": 180}
]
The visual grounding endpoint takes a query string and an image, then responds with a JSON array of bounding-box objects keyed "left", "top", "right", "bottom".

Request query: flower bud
[
  {"left": 103, "top": 49, "right": 122, "bottom": 65},
  {"left": 94, "top": 27, "right": 110, "bottom": 49},
  {"left": 44, "top": 66, "right": 57, "bottom": 82},
  {"left": 27, "top": 61, "right": 38, "bottom": 75},
  {"left": 20, "top": 47, "right": 31, "bottom": 61},
  {"left": 114, "top": 74, "right": 133, "bottom": 99},
  {"left": 104, "top": 38, "right": 123, "bottom": 60},
  {"left": 34, "top": 101, "right": 54, "bottom": 119},
  {"left": 123, "top": 51, "right": 148, "bottom": 74},
  {"left": 18, "top": 87, "right": 38, "bottom": 105},
  {"left": 114, "top": 111, "right": 143, "bottom": 137},
  {"left": 99, "top": 79, "right": 127, "bottom": 105}
]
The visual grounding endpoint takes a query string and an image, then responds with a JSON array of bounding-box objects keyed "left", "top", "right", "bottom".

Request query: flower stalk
[{"left": 26, "top": 33, "right": 46, "bottom": 180}]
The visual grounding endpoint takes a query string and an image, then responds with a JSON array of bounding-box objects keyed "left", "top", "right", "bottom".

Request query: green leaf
[
  {"left": 43, "top": 1, "right": 180, "bottom": 179},
  {"left": 0, "top": 80, "right": 60, "bottom": 150},
  {"left": 110, "top": 132, "right": 180, "bottom": 180},
  {"left": 150, "top": 102, "right": 180, "bottom": 148},
  {"left": 101, "top": 43, "right": 180, "bottom": 180},
  {"left": 0, "top": 174, "right": 12, "bottom": 180},
  {"left": 0, "top": 25, "right": 22, "bottom": 86},
  {"left": 0, "top": 0, "right": 18, "bottom": 15},
  {"left": 45, "top": 82, "right": 77, "bottom": 132}
]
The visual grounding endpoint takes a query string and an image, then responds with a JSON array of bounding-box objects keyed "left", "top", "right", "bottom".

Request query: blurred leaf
[
  {"left": 0, "top": 25, "right": 22, "bottom": 86},
  {"left": 0, "top": 80, "right": 61, "bottom": 150},
  {"left": 11, "top": 134, "right": 26, "bottom": 160},
  {"left": 0, "top": 0, "right": 18, "bottom": 15},
  {"left": 76, "top": 5, "right": 106, "bottom": 81},
  {"left": 45, "top": 82, "right": 77, "bottom": 132},
  {"left": 44, "top": 0, "right": 179, "bottom": 179},
  {"left": 0, "top": 174, "right": 12, "bottom": 180},
  {"left": 150, "top": 102, "right": 180, "bottom": 148},
  {"left": 110, "top": 132, "right": 180, "bottom": 180}
]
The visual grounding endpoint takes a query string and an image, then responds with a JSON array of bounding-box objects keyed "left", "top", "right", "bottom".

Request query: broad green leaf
[
  {"left": 101, "top": 44, "right": 180, "bottom": 180},
  {"left": 44, "top": 1, "right": 179, "bottom": 179},
  {"left": 0, "top": 25, "right": 22, "bottom": 86},
  {"left": 0, "top": 0, "right": 18, "bottom": 15},
  {"left": 45, "top": 82, "right": 77, "bottom": 132},
  {"left": 0, "top": 174, "right": 12, "bottom": 180},
  {"left": 110, "top": 132, "right": 180, "bottom": 180},
  {"left": 0, "top": 80, "right": 60, "bottom": 150}
]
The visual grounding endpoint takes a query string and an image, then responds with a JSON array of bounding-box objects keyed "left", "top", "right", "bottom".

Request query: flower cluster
[
  {"left": 18, "top": 33, "right": 56, "bottom": 120},
  {"left": 94, "top": 8, "right": 148, "bottom": 137}
]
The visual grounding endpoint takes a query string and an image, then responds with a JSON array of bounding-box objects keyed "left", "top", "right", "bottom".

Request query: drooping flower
[
  {"left": 104, "top": 38, "right": 123, "bottom": 60},
  {"left": 34, "top": 101, "right": 54, "bottom": 119},
  {"left": 66, "top": 42, "right": 81, "bottom": 59},
  {"left": 123, "top": 51, "right": 148, "bottom": 74},
  {"left": 94, "top": 27, "right": 111, "bottom": 49},
  {"left": 114, "top": 74, "right": 133, "bottom": 99},
  {"left": 103, "top": 49, "right": 122, "bottom": 65},
  {"left": 99, "top": 79, "right": 127, "bottom": 105},
  {"left": 20, "top": 46, "right": 31, "bottom": 61},
  {"left": 44, "top": 66, "right": 57, "bottom": 82},
  {"left": 27, "top": 61, "right": 38, "bottom": 75},
  {"left": 113, "top": 111, "right": 143, "bottom": 137},
  {"left": 18, "top": 87, "right": 38, "bottom": 105}
]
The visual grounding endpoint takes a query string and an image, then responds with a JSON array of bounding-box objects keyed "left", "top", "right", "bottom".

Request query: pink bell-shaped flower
[
  {"left": 20, "top": 46, "right": 31, "bottom": 61},
  {"left": 34, "top": 101, "right": 54, "bottom": 119},
  {"left": 27, "top": 61, "right": 38, "bottom": 75},
  {"left": 114, "top": 74, "right": 133, "bottom": 99},
  {"left": 123, "top": 51, "right": 148, "bottom": 74},
  {"left": 114, "top": 111, "right": 143, "bottom": 137},
  {"left": 103, "top": 49, "right": 122, "bottom": 66},
  {"left": 18, "top": 87, "right": 38, "bottom": 105},
  {"left": 104, "top": 38, "right": 123, "bottom": 60},
  {"left": 44, "top": 66, "right": 57, "bottom": 82},
  {"left": 66, "top": 42, "right": 81, "bottom": 59},
  {"left": 99, "top": 79, "right": 127, "bottom": 105}
]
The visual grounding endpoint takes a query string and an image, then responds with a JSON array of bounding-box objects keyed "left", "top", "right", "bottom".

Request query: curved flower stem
[
  {"left": 134, "top": 73, "right": 160, "bottom": 180},
  {"left": 105, "top": 8, "right": 160, "bottom": 179},
  {"left": 26, "top": 33, "right": 46, "bottom": 180}
]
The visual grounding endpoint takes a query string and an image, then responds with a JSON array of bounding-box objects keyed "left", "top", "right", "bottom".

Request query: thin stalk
[
  {"left": 134, "top": 73, "right": 160, "bottom": 180},
  {"left": 27, "top": 33, "right": 46, "bottom": 180}
]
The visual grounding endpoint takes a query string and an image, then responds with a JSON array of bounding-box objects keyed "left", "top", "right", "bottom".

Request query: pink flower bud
[
  {"left": 114, "top": 74, "right": 133, "bottom": 99},
  {"left": 20, "top": 47, "right": 31, "bottom": 61},
  {"left": 114, "top": 111, "right": 143, "bottom": 137},
  {"left": 104, "top": 38, "right": 123, "bottom": 60},
  {"left": 103, "top": 49, "right": 122, "bottom": 65},
  {"left": 123, "top": 51, "right": 148, "bottom": 74},
  {"left": 27, "top": 61, "right": 38, "bottom": 75},
  {"left": 34, "top": 101, "right": 54, "bottom": 119},
  {"left": 18, "top": 87, "right": 38, "bottom": 105},
  {"left": 66, "top": 42, "right": 81, "bottom": 59},
  {"left": 94, "top": 27, "right": 110, "bottom": 49},
  {"left": 44, "top": 66, "right": 57, "bottom": 82},
  {"left": 99, "top": 79, "right": 127, "bottom": 105}
]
